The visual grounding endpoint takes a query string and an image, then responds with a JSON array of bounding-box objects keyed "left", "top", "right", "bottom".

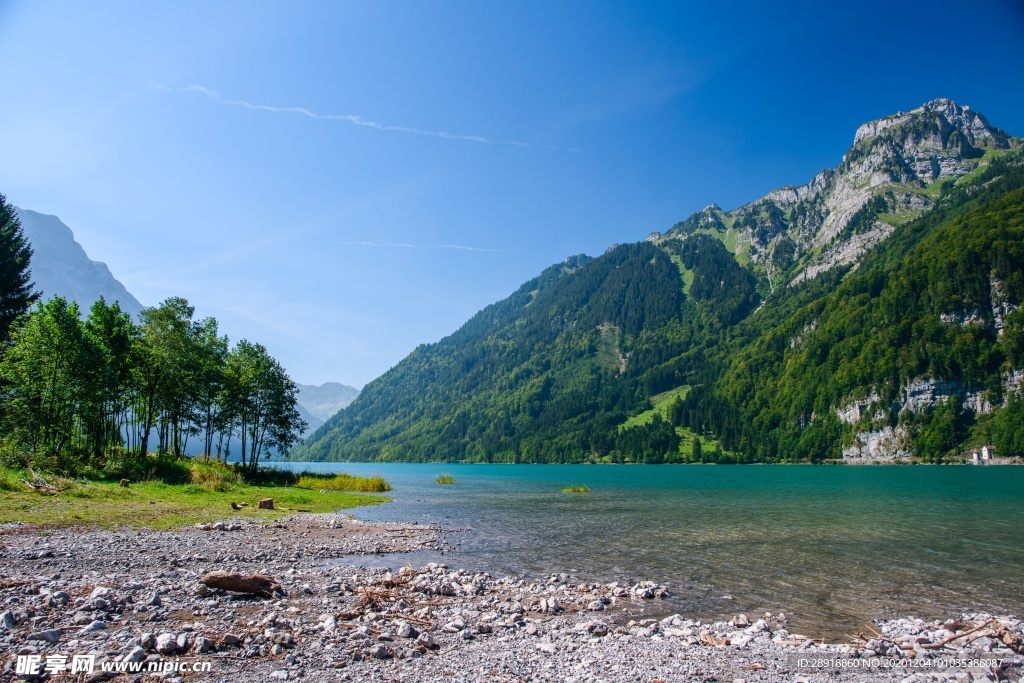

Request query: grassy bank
[{"left": 0, "top": 462, "right": 389, "bottom": 530}]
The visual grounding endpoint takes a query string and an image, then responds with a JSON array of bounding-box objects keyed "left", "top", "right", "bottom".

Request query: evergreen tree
[{"left": 0, "top": 195, "right": 38, "bottom": 343}]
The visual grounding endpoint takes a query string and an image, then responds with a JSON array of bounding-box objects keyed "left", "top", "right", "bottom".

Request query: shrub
[
  {"left": 435, "top": 473, "right": 457, "bottom": 485},
  {"left": 188, "top": 458, "right": 241, "bottom": 492},
  {"left": 561, "top": 484, "right": 590, "bottom": 493},
  {"left": 295, "top": 472, "right": 391, "bottom": 492}
]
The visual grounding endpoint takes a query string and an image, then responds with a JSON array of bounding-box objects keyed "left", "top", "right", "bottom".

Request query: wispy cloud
[
  {"left": 330, "top": 240, "right": 506, "bottom": 252},
  {"left": 187, "top": 85, "right": 533, "bottom": 147}
]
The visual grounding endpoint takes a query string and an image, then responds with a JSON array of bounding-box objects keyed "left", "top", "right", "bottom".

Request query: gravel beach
[{"left": 1, "top": 514, "right": 1021, "bottom": 682}]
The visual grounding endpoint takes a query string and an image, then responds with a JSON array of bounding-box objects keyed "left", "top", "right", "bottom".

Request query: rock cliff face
[
  {"left": 664, "top": 98, "right": 1020, "bottom": 289},
  {"left": 16, "top": 208, "right": 144, "bottom": 319}
]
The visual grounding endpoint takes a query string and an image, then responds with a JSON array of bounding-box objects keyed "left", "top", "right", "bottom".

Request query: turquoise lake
[{"left": 275, "top": 462, "right": 1024, "bottom": 639}]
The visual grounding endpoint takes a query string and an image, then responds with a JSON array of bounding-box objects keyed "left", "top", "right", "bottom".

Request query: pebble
[{"left": 0, "top": 514, "right": 1018, "bottom": 683}]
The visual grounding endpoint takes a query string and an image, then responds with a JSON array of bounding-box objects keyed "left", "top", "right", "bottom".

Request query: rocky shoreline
[{"left": 1, "top": 515, "right": 1022, "bottom": 682}]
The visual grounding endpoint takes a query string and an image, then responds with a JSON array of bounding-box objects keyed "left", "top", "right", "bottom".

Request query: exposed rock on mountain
[
  {"left": 15, "top": 208, "right": 144, "bottom": 318},
  {"left": 663, "top": 98, "right": 1020, "bottom": 289}
]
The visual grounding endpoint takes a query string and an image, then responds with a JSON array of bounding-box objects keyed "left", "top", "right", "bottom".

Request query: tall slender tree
[
  {"left": 0, "top": 195, "right": 38, "bottom": 343},
  {"left": 222, "top": 340, "right": 305, "bottom": 471}
]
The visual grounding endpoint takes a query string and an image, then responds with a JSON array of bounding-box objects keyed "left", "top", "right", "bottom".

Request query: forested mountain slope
[{"left": 295, "top": 100, "right": 1024, "bottom": 464}]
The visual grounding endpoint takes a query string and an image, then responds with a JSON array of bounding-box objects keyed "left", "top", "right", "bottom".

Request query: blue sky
[{"left": 1, "top": 1, "right": 1023, "bottom": 387}]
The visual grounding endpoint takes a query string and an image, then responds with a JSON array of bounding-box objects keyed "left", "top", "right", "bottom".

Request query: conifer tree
[{"left": 0, "top": 195, "right": 38, "bottom": 342}]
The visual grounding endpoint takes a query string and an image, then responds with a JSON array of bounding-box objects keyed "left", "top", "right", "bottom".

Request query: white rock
[{"left": 155, "top": 632, "right": 178, "bottom": 654}]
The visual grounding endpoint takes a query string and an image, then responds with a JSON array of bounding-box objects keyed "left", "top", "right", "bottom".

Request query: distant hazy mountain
[
  {"left": 15, "top": 208, "right": 144, "bottom": 318},
  {"left": 295, "top": 403, "right": 325, "bottom": 438},
  {"left": 296, "top": 382, "right": 360, "bottom": 422}
]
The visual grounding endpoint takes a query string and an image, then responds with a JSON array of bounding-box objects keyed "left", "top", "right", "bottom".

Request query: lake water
[{"left": 274, "top": 462, "right": 1024, "bottom": 639}]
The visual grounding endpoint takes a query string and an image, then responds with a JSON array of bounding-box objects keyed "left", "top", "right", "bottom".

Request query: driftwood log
[
  {"left": 257, "top": 498, "right": 274, "bottom": 509},
  {"left": 22, "top": 472, "right": 59, "bottom": 493},
  {"left": 119, "top": 479, "right": 131, "bottom": 487},
  {"left": 201, "top": 571, "right": 281, "bottom": 597}
]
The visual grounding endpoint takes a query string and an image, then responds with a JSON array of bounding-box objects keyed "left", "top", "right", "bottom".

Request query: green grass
[
  {"left": 619, "top": 385, "right": 690, "bottom": 431},
  {"left": 435, "top": 473, "right": 457, "bottom": 485},
  {"left": 295, "top": 472, "right": 392, "bottom": 492},
  {"left": 561, "top": 484, "right": 590, "bottom": 493},
  {"left": 677, "top": 429, "right": 718, "bottom": 455},
  {"left": 0, "top": 466, "right": 386, "bottom": 530}
]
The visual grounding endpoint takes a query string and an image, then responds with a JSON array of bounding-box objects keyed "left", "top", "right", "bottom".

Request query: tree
[
  {"left": 222, "top": 340, "right": 305, "bottom": 472},
  {"left": 132, "top": 298, "right": 201, "bottom": 457},
  {"left": 82, "top": 298, "right": 135, "bottom": 461},
  {"left": 0, "top": 195, "right": 38, "bottom": 343},
  {"left": 691, "top": 435, "right": 702, "bottom": 462},
  {"left": 0, "top": 298, "right": 89, "bottom": 471},
  {"left": 192, "top": 317, "right": 228, "bottom": 458}
]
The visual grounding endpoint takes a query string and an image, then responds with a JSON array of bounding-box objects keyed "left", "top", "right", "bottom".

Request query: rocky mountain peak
[{"left": 665, "top": 99, "right": 1020, "bottom": 288}]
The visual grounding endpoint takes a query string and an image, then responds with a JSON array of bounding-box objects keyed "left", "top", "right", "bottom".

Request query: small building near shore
[{"left": 970, "top": 445, "right": 996, "bottom": 463}]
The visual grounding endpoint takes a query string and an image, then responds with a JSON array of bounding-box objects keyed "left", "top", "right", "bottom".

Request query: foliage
[
  {"left": 0, "top": 195, "right": 38, "bottom": 343},
  {"left": 295, "top": 471, "right": 392, "bottom": 492},
  {"left": 435, "top": 473, "right": 457, "bottom": 484},
  {"left": 0, "top": 295, "right": 305, "bottom": 475},
  {"left": 561, "top": 484, "right": 589, "bottom": 493}
]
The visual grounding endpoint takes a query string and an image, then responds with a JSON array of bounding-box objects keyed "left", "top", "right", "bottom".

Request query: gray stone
[
  {"left": 72, "top": 611, "right": 95, "bottom": 625},
  {"left": 396, "top": 621, "right": 418, "bottom": 639},
  {"left": 0, "top": 611, "right": 16, "bottom": 629},
  {"left": 194, "top": 636, "right": 214, "bottom": 654},
  {"left": 28, "top": 629, "right": 62, "bottom": 643},
  {"left": 78, "top": 620, "right": 107, "bottom": 634},
  {"left": 269, "top": 671, "right": 288, "bottom": 681},
  {"left": 416, "top": 632, "right": 436, "bottom": 649},
  {"left": 124, "top": 646, "right": 146, "bottom": 663},
  {"left": 222, "top": 633, "right": 242, "bottom": 646},
  {"left": 155, "top": 632, "right": 178, "bottom": 654}
]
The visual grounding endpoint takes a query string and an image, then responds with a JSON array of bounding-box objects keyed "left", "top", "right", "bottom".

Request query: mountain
[
  {"left": 15, "top": 208, "right": 144, "bottom": 318},
  {"left": 293, "top": 99, "right": 1024, "bottom": 464},
  {"left": 296, "top": 382, "right": 361, "bottom": 422},
  {"left": 293, "top": 382, "right": 360, "bottom": 438}
]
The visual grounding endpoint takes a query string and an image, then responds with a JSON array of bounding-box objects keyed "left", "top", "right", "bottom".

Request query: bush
[
  {"left": 0, "top": 468, "right": 23, "bottom": 491},
  {"left": 239, "top": 466, "right": 299, "bottom": 486},
  {"left": 295, "top": 472, "right": 392, "bottom": 492},
  {"left": 188, "top": 458, "right": 241, "bottom": 491},
  {"left": 435, "top": 473, "right": 457, "bottom": 485},
  {"left": 561, "top": 484, "right": 590, "bottom": 493}
]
